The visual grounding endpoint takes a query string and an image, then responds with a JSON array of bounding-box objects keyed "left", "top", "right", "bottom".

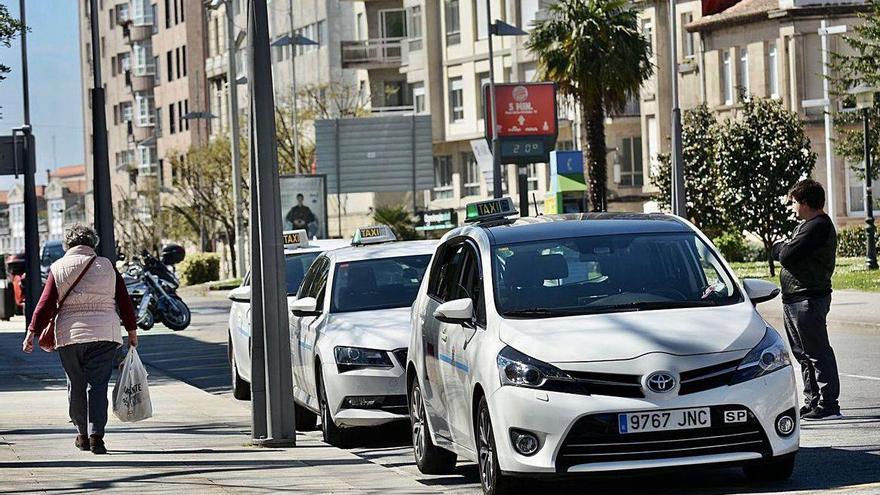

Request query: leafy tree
[
  {"left": 373, "top": 205, "right": 417, "bottom": 240},
  {"left": 527, "top": 0, "right": 652, "bottom": 211},
  {"left": 829, "top": 0, "right": 880, "bottom": 180},
  {"left": 652, "top": 104, "right": 731, "bottom": 238},
  {"left": 0, "top": 4, "right": 25, "bottom": 82},
  {"left": 166, "top": 137, "right": 249, "bottom": 271},
  {"left": 113, "top": 182, "right": 162, "bottom": 257},
  {"left": 717, "top": 96, "right": 816, "bottom": 276}
]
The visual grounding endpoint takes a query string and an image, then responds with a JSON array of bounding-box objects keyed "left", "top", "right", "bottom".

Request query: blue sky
[{"left": 0, "top": 0, "right": 83, "bottom": 191}]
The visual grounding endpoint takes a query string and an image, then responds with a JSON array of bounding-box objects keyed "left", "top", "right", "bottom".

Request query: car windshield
[
  {"left": 285, "top": 252, "right": 321, "bottom": 294},
  {"left": 41, "top": 244, "right": 65, "bottom": 266},
  {"left": 492, "top": 232, "right": 742, "bottom": 317},
  {"left": 331, "top": 254, "right": 431, "bottom": 313}
]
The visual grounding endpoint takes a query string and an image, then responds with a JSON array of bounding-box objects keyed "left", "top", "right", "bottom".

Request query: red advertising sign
[{"left": 484, "top": 82, "right": 558, "bottom": 139}]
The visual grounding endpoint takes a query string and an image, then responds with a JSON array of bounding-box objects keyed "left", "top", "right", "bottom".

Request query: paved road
[{"left": 130, "top": 293, "right": 880, "bottom": 494}]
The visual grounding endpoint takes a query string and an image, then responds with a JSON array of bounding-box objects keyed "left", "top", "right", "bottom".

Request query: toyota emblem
[{"left": 646, "top": 371, "right": 676, "bottom": 393}]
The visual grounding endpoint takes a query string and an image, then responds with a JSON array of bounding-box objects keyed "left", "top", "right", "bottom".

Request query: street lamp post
[
  {"left": 668, "top": 0, "right": 686, "bottom": 218},
  {"left": 486, "top": 6, "right": 527, "bottom": 199},
  {"left": 850, "top": 84, "right": 878, "bottom": 270},
  {"left": 271, "top": 33, "right": 318, "bottom": 175}
]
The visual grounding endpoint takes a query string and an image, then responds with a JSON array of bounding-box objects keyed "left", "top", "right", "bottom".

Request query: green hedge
[
  {"left": 838, "top": 226, "right": 867, "bottom": 258},
  {"left": 712, "top": 231, "right": 765, "bottom": 263},
  {"left": 178, "top": 253, "right": 221, "bottom": 286}
]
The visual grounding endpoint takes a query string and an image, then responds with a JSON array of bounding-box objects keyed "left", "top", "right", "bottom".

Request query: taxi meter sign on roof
[
  {"left": 351, "top": 225, "right": 397, "bottom": 245},
  {"left": 465, "top": 197, "right": 518, "bottom": 223},
  {"left": 283, "top": 229, "right": 310, "bottom": 249}
]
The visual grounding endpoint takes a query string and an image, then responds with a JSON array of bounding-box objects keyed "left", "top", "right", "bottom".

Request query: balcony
[{"left": 341, "top": 38, "right": 403, "bottom": 69}]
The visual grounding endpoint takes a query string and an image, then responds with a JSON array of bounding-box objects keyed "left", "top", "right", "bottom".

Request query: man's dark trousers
[
  {"left": 57, "top": 341, "right": 118, "bottom": 436},
  {"left": 783, "top": 295, "right": 839, "bottom": 410}
]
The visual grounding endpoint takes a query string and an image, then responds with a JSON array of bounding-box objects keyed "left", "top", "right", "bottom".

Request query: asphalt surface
[{"left": 132, "top": 293, "right": 880, "bottom": 494}]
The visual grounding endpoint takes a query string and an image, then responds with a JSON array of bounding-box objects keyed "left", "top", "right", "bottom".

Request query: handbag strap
[{"left": 57, "top": 256, "right": 97, "bottom": 309}]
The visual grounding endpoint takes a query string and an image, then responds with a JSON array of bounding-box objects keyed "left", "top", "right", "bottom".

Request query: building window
[
  {"left": 408, "top": 6, "right": 423, "bottom": 51},
  {"left": 767, "top": 41, "right": 779, "bottom": 99},
  {"left": 412, "top": 83, "right": 426, "bottom": 113},
  {"left": 120, "top": 101, "right": 133, "bottom": 122},
  {"left": 618, "top": 137, "right": 644, "bottom": 187},
  {"left": 169, "top": 103, "right": 176, "bottom": 134},
  {"left": 449, "top": 77, "right": 464, "bottom": 122},
  {"left": 475, "top": 0, "right": 488, "bottom": 40},
  {"left": 164, "top": 0, "right": 171, "bottom": 28},
  {"left": 179, "top": 0, "right": 185, "bottom": 22},
  {"left": 847, "top": 161, "right": 878, "bottom": 215},
  {"left": 445, "top": 0, "right": 460, "bottom": 45},
  {"left": 135, "top": 92, "right": 155, "bottom": 126},
  {"left": 181, "top": 45, "right": 187, "bottom": 76},
  {"left": 131, "top": 0, "right": 153, "bottom": 26},
  {"left": 682, "top": 13, "right": 694, "bottom": 57},
  {"left": 462, "top": 152, "right": 480, "bottom": 197},
  {"left": 737, "top": 47, "right": 749, "bottom": 97},
  {"left": 132, "top": 40, "right": 155, "bottom": 76},
  {"left": 433, "top": 155, "right": 454, "bottom": 199},
  {"left": 166, "top": 50, "right": 173, "bottom": 81},
  {"left": 527, "top": 163, "right": 540, "bottom": 192},
  {"left": 721, "top": 51, "right": 733, "bottom": 105},
  {"left": 137, "top": 145, "right": 157, "bottom": 175}
]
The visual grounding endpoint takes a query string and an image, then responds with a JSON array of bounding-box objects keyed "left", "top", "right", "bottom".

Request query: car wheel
[
  {"left": 295, "top": 402, "right": 318, "bottom": 431},
  {"left": 409, "top": 379, "right": 457, "bottom": 474},
  {"left": 228, "top": 335, "right": 251, "bottom": 401},
  {"left": 743, "top": 453, "right": 796, "bottom": 483},
  {"left": 477, "top": 397, "right": 514, "bottom": 495},
  {"left": 318, "top": 371, "right": 351, "bottom": 448}
]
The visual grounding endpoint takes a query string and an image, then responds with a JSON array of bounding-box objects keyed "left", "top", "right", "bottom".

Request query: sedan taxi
[{"left": 406, "top": 198, "right": 797, "bottom": 495}]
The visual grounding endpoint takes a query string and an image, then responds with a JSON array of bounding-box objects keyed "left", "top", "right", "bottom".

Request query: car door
[
  {"left": 291, "top": 263, "right": 319, "bottom": 404},
  {"left": 439, "top": 242, "right": 486, "bottom": 448},
  {"left": 422, "top": 242, "right": 468, "bottom": 441},
  {"left": 300, "top": 257, "right": 331, "bottom": 404},
  {"left": 231, "top": 273, "right": 253, "bottom": 382}
]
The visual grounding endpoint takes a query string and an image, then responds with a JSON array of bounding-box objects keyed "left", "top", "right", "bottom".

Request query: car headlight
[
  {"left": 497, "top": 346, "right": 573, "bottom": 389},
  {"left": 730, "top": 328, "right": 791, "bottom": 385},
  {"left": 334, "top": 346, "right": 393, "bottom": 372}
]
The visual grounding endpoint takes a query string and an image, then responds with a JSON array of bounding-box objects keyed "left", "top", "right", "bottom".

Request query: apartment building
[
  {"left": 78, "top": 0, "right": 209, "bottom": 243},
  {"left": 617, "top": 0, "right": 872, "bottom": 223},
  {"left": 45, "top": 165, "right": 89, "bottom": 242}
]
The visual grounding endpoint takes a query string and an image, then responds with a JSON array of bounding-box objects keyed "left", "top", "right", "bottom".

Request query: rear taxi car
[
  {"left": 288, "top": 226, "right": 438, "bottom": 446},
  {"left": 227, "top": 230, "right": 348, "bottom": 400},
  {"left": 406, "top": 198, "right": 797, "bottom": 495}
]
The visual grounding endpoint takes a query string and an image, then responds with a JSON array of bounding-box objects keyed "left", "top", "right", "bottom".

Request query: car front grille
[
  {"left": 555, "top": 405, "right": 770, "bottom": 472},
  {"left": 393, "top": 348, "right": 408, "bottom": 368},
  {"left": 550, "top": 369, "right": 645, "bottom": 398},
  {"left": 679, "top": 359, "right": 740, "bottom": 395}
]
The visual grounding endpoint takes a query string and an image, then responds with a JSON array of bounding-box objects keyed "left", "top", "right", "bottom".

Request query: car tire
[
  {"left": 318, "top": 370, "right": 351, "bottom": 448},
  {"left": 409, "top": 379, "right": 457, "bottom": 474},
  {"left": 228, "top": 335, "right": 251, "bottom": 401},
  {"left": 295, "top": 402, "right": 318, "bottom": 431},
  {"left": 743, "top": 453, "right": 796, "bottom": 483},
  {"left": 476, "top": 397, "right": 515, "bottom": 495}
]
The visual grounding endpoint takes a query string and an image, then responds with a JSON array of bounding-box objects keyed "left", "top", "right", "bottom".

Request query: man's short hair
[
  {"left": 296, "top": 193, "right": 304, "bottom": 200},
  {"left": 788, "top": 179, "right": 825, "bottom": 210}
]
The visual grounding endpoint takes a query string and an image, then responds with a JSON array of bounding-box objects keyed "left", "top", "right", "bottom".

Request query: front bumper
[
  {"left": 324, "top": 362, "right": 408, "bottom": 428},
  {"left": 487, "top": 366, "right": 799, "bottom": 475}
]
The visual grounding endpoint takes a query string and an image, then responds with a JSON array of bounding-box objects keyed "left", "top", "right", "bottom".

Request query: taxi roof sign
[
  {"left": 351, "top": 225, "right": 397, "bottom": 246},
  {"left": 465, "top": 197, "right": 518, "bottom": 223},
  {"left": 282, "top": 229, "right": 310, "bottom": 249}
]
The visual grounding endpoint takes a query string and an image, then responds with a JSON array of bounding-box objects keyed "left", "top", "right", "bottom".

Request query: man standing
[
  {"left": 772, "top": 179, "right": 841, "bottom": 420},
  {"left": 285, "top": 193, "right": 318, "bottom": 237}
]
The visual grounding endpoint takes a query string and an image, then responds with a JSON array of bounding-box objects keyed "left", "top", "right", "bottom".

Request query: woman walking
[{"left": 21, "top": 224, "right": 138, "bottom": 454}]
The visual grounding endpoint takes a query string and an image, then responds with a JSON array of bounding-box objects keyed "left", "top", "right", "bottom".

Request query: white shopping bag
[{"left": 113, "top": 347, "right": 153, "bottom": 422}]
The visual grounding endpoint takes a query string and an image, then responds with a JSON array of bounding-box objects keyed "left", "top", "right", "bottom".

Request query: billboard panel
[
  {"left": 279, "top": 175, "right": 328, "bottom": 239},
  {"left": 484, "top": 82, "right": 558, "bottom": 139}
]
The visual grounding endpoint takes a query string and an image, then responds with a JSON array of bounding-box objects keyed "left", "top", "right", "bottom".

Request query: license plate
[{"left": 618, "top": 407, "right": 711, "bottom": 434}]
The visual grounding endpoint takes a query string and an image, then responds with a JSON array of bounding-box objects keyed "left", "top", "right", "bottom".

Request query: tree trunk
[
  {"left": 765, "top": 240, "right": 776, "bottom": 277},
  {"left": 584, "top": 103, "right": 608, "bottom": 212}
]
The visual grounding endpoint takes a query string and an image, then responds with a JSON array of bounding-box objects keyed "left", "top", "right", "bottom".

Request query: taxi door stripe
[{"left": 438, "top": 353, "right": 469, "bottom": 373}]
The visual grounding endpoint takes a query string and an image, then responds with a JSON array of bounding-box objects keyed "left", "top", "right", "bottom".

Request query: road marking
[{"left": 840, "top": 372, "right": 880, "bottom": 382}]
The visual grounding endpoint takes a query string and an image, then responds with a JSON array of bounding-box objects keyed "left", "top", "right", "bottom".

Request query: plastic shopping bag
[{"left": 113, "top": 347, "right": 153, "bottom": 422}]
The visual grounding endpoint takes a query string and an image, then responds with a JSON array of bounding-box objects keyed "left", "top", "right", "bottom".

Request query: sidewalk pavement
[{"left": 0, "top": 327, "right": 450, "bottom": 494}]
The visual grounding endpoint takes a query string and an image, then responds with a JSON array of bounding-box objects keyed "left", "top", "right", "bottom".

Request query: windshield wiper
[
  {"left": 503, "top": 308, "right": 570, "bottom": 318},
  {"left": 584, "top": 300, "right": 720, "bottom": 314}
]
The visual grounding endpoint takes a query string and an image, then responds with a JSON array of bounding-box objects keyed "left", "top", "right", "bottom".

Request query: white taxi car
[
  {"left": 227, "top": 230, "right": 348, "bottom": 400},
  {"left": 288, "top": 226, "right": 438, "bottom": 446},
  {"left": 406, "top": 198, "right": 798, "bottom": 495}
]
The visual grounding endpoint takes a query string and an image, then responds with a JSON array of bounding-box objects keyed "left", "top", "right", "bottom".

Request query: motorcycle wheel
[{"left": 160, "top": 295, "right": 191, "bottom": 331}]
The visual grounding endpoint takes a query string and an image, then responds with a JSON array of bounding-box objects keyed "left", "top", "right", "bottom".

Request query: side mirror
[
  {"left": 290, "top": 296, "right": 320, "bottom": 317},
  {"left": 742, "top": 279, "right": 780, "bottom": 306},
  {"left": 434, "top": 298, "right": 474, "bottom": 325},
  {"left": 228, "top": 286, "right": 251, "bottom": 303}
]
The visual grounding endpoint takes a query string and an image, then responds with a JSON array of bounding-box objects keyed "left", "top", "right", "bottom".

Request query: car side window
[
  {"left": 297, "top": 257, "right": 324, "bottom": 299},
  {"left": 242, "top": 272, "right": 251, "bottom": 287},
  {"left": 311, "top": 260, "right": 330, "bottom": 311},
  {"left": 428, "top": 243, "right": 467, "bottom": 302},
  {"left": 458, "top": 244, "right": 486, "bottom": 326}
]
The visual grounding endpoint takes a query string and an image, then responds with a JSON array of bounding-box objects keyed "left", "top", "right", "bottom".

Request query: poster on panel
[{"left": 279, "top": 175, "right": 328, "bottom": 239}]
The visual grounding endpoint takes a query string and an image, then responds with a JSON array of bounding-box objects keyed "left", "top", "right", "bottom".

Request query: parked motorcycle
[{"left": 122, "top": 245, "right": 191, "bottom": 331}]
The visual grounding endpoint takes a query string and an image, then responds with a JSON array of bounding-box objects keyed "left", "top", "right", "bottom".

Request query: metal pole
[
  {"left": 412, "top": 114, "right": 418, "bottom": 214},
  {"left": 820, "top": 20, "right": 837, "bottom": 226},
  {"left": 864, "top": 108, "right": 878, "bottom": 270},
  {"left": 89, "top": 0, "right": 116, "bottom": 262},
  {"left": 335, "top": 118, "right": 342, "bottom": 237},
  {"left": 668, "top": 0, "right": 686, "bottom": 217},
  {"left": 19, "top": 0, "right": 30, "bottom": 125},
  {"left": 487, "top": 2, "right": 502, "bottom": 198},
  {"left": 247, "top": 0, "right": 297, "bottom": 446},
  {"left": 226, "top": 1, "right": 245, "bottom": 277},
  {"left": 517, "top": 165, "right": 529, "bottom": 216},
  {"left": 288, "top": 0, "right": 301, "bottom": 173}
]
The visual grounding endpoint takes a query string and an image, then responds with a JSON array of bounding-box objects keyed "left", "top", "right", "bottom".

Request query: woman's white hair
[{"left": 63, "top": 223, "right": 99, "bottom": 250}]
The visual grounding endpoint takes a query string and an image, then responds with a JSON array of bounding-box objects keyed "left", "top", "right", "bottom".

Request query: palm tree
[
  {"left": 373, "top": 205, "right": 418, "bottom": 240},
  {"left": 527, "top": 0, "right": 652, "bottom": 211}
]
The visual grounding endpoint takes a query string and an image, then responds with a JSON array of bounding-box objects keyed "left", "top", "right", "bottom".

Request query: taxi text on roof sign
[
  {"left": 465, "top": 197, "right": 518, "bottom": 223},
  {"left": 351, "top": 225, "right": 397, "bottom": 245},
  {"left": 283, "top": 229, "right": 310, "bottom": 249}
]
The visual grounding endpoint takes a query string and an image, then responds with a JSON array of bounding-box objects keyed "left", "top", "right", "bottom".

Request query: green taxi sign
[
  {"left": 465, "top": 197, "right": 518, "bottom": 223},
  {"left": 283, "top": 229, "right": 310, "bottom": 249},
  {"left": 352, "top": 225, "right": 397, "bottom": 246}
]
